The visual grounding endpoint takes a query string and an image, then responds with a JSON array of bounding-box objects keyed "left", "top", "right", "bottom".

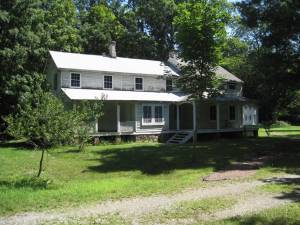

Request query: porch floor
[{"left": 92, "top": 128, "right": 254, "bottom": 136}]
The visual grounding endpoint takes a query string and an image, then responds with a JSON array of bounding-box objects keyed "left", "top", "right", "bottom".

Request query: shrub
[{"left": 5, "top": 91, "right": 103, "bottom": 176}]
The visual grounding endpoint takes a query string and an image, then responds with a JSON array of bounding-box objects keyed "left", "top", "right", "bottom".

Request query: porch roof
[{"left": 62, "top": 88, "right": 189, "bottom": 102}]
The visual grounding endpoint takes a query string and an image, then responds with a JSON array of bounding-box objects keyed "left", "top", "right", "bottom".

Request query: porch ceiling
[{"left": 62, "top": 88, "right": 189, "bottom": 102}]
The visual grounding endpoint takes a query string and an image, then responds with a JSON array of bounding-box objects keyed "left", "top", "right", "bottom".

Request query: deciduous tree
[{"left": 174, "top": 0, "right": 231, "bottom": 99}]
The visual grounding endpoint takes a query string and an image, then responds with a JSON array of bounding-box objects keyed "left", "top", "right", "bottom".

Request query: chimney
[{"left": 109, "top": 41, "right": 117, "bottom": 58}]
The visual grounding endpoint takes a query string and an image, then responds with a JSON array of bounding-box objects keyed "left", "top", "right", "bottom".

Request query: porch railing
[{"left": 120, "top": 121, "right": 135, "bottom": 132}]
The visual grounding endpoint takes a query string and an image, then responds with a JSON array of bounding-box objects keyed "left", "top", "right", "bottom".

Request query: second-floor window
[
  {"left": 229, "top": 105, "right": 236, "bottom": 121},
  {"left": 135, "top": 77, "right": 143, "bottom": 90},
  {"left": 210, "top": 105, "right": 216, "bottom": 121},
  {"left": 104, "top": 75, "right": 112, "bottom": 89},
  {"left": 70, "top": 73, "right": 80, "bottom": 88},
  {"left": 166, "top": 79, "right": 173, "bottom": 92}
]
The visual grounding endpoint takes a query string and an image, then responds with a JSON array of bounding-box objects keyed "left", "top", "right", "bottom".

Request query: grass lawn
[
  {"left": 0, "top": 126, "right": 299, "bottom": 218},
  {"left": 206, "top": 203, "right": 300, "bottom": 225},
  {"left": 259, "top": 125, "right": 300, "bottom": 137}
]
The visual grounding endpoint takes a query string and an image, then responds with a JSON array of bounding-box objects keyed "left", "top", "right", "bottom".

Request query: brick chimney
[{"left": 109, "top": 41, "right": 117, "bottom": 58}]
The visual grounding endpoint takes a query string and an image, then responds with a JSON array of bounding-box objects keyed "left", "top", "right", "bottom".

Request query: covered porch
[
  {"left": 168, "top": 99, "right": 244, "bottom": 134},
  {"left": 96, "top": 99, "right": 246, "bottom": 136},
  {"left": 97, "top": 102, "right": 136, "bottom": 134}
]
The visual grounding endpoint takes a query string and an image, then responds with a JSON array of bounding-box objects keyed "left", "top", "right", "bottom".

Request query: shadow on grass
[
  {"left": 223, "top": 214, "right": 300, "bottom": 225},
  {"left": 87, "top": 137, "right": 300, "bottom": 175},
  {"left": 261, "top": 176, "right": 300, "bottom": 202},
  {"left": 0, "top": 141, "right": 34, "bottom": 150}
]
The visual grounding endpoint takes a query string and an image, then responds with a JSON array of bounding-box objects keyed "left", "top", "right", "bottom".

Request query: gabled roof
[
  {"left": 167, "top": 55, "right": 243, "bottom": 83},
  {"left": 49, "top": 51, "right": 179, "bottom": 76},
  {"left": 62, "top": 88, "right": 189, "bottom": 102},
  {"left": 213, "top": 66, "right": 243, "bottom": 83}
]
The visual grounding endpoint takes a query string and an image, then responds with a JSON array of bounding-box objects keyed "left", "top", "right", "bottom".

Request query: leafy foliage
[
  {"left": 236, "top": 0, "right": 300, "bottom": 121},
  {"left": 174, "top": 0, "right": 231, "bottom": 99},
  {"left": 0, "top": 0, "right": 81, "bottom": 130},
  {"left": 80, "top": 3, "right": 125, "bottom": 55},
  {"left": 5, "top": 91, "right": 103, "bottom": 149}
]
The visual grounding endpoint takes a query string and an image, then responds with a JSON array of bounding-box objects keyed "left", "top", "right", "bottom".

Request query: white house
[{"left": 46, "top": 42, "right": 258, "bottom": 143}]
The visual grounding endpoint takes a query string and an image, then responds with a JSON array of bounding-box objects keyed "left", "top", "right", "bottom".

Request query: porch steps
[{"left": 166, "top": 131, "right": 193, "bottom": 144}]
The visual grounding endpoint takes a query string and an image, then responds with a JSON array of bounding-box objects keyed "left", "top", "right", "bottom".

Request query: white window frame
[
  {"left": 154, "top": 105, "right": 163, "bottom": 123},
  {"left": 229, "top": 105, "right": 236, "bottom": 121},
  {"left": 135, "top": 77, "right": 144, "bottom": 91},
  {"left": 103, "top": 75, "right": 113, "bottom": 90},
  {"left": 142, "top": 105, "right": 152, "bottom": 124},
  {"left": 70, "top": 72, "right": 81, "bottom": 88},
  {"left": 141, "top": 104, "right": 165, "bottom": 126}
]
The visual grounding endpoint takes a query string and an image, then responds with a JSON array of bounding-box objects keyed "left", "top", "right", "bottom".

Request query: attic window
[
  {"left": 228, "top": 82, "right": 236, "bottom": 90},
  {"left": 166, "top": 79, "right": 173, "bottom": 92},
  {"left": 70, "top": 73, "right": 81, "bottom": 88}
]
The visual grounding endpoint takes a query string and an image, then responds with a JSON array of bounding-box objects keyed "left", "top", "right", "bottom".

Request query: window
[
  {"left": 154, "top": 106, "right": 163, "bottom": 123},
  {"left": 142, "top": 104, "right": 164, "bottom": 125},
  {"left": 228, "top": 82, "right": 236, "bottom": 90},
  {"left": 70, "top": 73, "right": 80, "bottom": 88},
  {"left": 104, "top": 76, "right": 112, "bottom": 89},
  {"left": 135, "top": 77, "right": 143, "bottom": 90},
  {"left": 210, "top": 105, "right": 216, "bottom": 121},
  {"left": 229, "top": 105, "right": 236, "bottom": 120},
  {"left": 143, "top": 106, "right": 152, "bottom": 123},
  {"left": 166, "top": 79, "right": 173, "bottom": 92}
]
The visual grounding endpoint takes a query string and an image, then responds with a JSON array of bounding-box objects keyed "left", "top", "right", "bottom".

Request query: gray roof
[
  {"left": 49, "top": 51, "right": 179, "bottom": 76},
  {"left": 214, "top": 66, "right": 243, "bottom": 83},
  {"left": 167, "top": 55, "right": 243, "bottom": 83}
]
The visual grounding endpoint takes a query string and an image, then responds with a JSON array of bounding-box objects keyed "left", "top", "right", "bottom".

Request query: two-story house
[{"left": 46, "top": 42, "right": 258, "bottom": 143}]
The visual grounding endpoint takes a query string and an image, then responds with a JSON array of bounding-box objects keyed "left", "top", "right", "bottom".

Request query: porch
[{"left": 95, "top": 100, "right": 247, "bottom": 137}]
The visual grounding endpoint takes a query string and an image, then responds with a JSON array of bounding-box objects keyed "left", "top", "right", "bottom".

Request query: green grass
[
  {"left": 259, "top": 125, "right": 300, "bottom": 137},
  {"left": 142, "top": 197, "right": 237, "bottom": 224},
  {"left": 259, "top": 183, "right": 300, "bottom": 194},
  {"left": 41, "top": 213, "right": 130, "bottom": 225},
  {"left": 205, "top": 203, "right": 300, "bottom": 225},
  {"left": 0, "top": 126, "right": 299, "bottom": 216}
]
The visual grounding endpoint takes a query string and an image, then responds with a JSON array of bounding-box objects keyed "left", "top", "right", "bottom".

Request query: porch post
[
  {"left": 117, "top": 103, "right": 120, "bottom": 133},
  {"left": 193, "top": 101, "right": 197, "bottom": 143},
  {"left": 216, "top": 103, "right": 220, "bottom": 131},
  {"left": 176, "top": 104, "right": 180, "bottom": 131},
  {"left": 95, "top": 118, "right": 98, "bottom": 133},
  {"left": 134, "top": 103, "right": 137, "bottom": 132}
]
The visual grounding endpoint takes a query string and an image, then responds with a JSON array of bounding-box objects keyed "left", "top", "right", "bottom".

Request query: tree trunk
[{"left": 37, "top": 148, "right": 45, "bottom": 177}]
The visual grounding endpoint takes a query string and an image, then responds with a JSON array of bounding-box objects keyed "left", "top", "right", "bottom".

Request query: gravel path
[{"left": 0, "top": 174, "right": 299, "bottom": 225}]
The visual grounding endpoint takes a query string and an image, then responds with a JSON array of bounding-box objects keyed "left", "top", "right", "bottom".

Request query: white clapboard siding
[{"left": 59, "top": 70, "right": 167, "bottom": 92}]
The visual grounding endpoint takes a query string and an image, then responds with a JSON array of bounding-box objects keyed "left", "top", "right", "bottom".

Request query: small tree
[
  {"left": 173, "top": 0, "right": 231, "bottom": 99},
  {"left": 72, "top": 99, "right": 103, "bottom": 151},
  {"left": 5, "top": 91, "right": 103, "bottom": 177}
]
